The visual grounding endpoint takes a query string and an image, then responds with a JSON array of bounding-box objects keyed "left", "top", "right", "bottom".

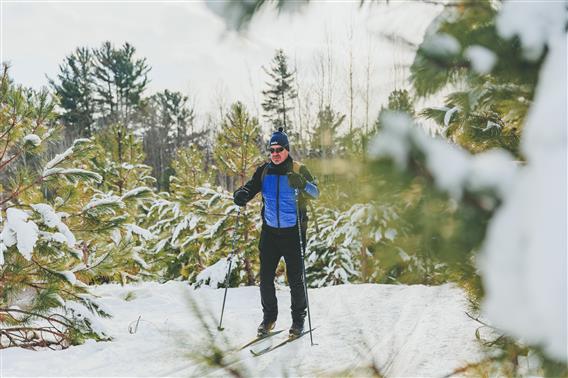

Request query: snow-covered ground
[{"left": 1, "top": 281, "right": 485, "bottom": 377}]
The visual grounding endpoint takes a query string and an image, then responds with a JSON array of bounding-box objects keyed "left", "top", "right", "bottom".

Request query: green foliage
[
  {"left": 78, "top": 125, "right": 157, "bottom": 284},
  {"left": 309, "top": 105, "right": 345, "bottom": 158},
  {"left": 169, "top": 145, "right": 216, "bottom": 201},
  {"left": 261, "top": 49, "right": 297, "bottom": 130},
  {"left": 50, "top": 41, "right": 151, "bottom": 136},
  {"left": 410, "top": 1, "right": 543, "bottom": 157},
  {"left": 141, "top": 89, "right": 197, "bottom": 190},
  {"left": 0, "top": 66, "right": 120, "bottom": 348},
  {"left": 49, "top": 47, "right": 96, "bottom": 138},
  {"left": 92, "top": 41, "right": 150, "bottom": 125},
  {"left": 214, "top": 101, "right": 263, "bottom": 183},
  {"left": 145, "top": 111, "right": 265, "bottom": 285},
  {"left": 91, "top": 123, "right": 155, "bottom": 195},
  {"left": 306, "top": 202, "right": 399, "bottom": 287},
  {"left": 143, "top": 186, "right": 262, "bottom": 286},
  {"left": 374, "top": 89, "right": 416, "bottom": 133}
]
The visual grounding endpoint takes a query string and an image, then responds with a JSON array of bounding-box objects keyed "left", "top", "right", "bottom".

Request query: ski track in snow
[{"left": 1, "top": 282, "right": 484, "bottom": 377}]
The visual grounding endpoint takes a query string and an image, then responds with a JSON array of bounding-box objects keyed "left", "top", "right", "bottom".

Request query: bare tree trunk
[
  {"left": 325, "top": 28, "right": 335, "bottom": 107},
  {"left": 294, "top": 56, "right": 303, "bottom": 149},
  {"left": 347, "top": 22, "right": 354, "bottom": 135},
  {"left": 364, "top": 38, "right": 374, "bottom": 136}
]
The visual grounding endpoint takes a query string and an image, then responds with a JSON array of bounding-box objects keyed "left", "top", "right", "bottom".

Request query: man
[{"left": 233, "top": 127, "right": 319, "bottom": 337}]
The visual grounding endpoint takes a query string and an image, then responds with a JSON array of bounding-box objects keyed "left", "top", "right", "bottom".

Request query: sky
[{"left": 0, "top": 0, "right": 442, "bottom": 130}]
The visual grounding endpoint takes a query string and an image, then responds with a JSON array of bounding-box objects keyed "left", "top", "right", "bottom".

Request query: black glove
[
  {"left": 233, "top": 188, "right": 249, "bottom": 207},
  {"left": 287, "top": 172, "right": 307, "bottom": 189}
]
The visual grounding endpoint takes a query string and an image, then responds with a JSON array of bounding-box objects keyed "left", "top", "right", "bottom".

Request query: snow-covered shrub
[
  {"left": 77, "top": 125, "right": 157, "bottom": 284},
  {"left": 144, "top": 143, "right": 264, "bottom": 287},
  {"left": 306, "top": 202, "right": 400, "bottom": 287},
  {"left": 0, "top": 69, "right": 113, "bottom": 348}
]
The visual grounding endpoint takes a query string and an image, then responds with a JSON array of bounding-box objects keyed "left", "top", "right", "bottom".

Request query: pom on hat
[{"left": 269, "top": 127, "right": 290, "bottom": 150}]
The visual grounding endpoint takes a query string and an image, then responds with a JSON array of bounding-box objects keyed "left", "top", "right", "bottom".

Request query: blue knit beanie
[{"left": 269, "top": 127, "right": 289, "bottom": 150}]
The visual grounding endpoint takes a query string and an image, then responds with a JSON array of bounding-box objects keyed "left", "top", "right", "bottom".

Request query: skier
[{"left": 233, "top": 127, "right": 319, "bottom": 337}]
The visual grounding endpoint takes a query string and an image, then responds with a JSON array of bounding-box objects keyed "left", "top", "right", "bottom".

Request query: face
[{"left": 269, "top": 144, "right": 289, "bottom": 165}]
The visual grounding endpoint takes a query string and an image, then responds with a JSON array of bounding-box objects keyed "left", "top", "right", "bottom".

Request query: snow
[
  {"left": 0, "top": 242, "right": 5, "bottom": 265},
  {"left": 481, "top": 0, "right": 568, "bottom": 362},
  {"left": 23, "top": 134, "right": 41, "bottom": 146},
  {"left": 496, "top": 1, "right": 564, "bottom": 61},
  {"left": 468, "top": 149, "right": 517, "bottom": 198},
  {"left": 384, "top": 228, "right": 397, "bottom": 241},
  {"left": 44, "top": 145, "right": 75, "bottom": 171},
  {"left": 370, "top": 112, "right": 519, "bottom": 202},
  {"left": 64, "top": 300, "right": 108, "bottom": 338},
  {"left": 194, "top": 257, "right": 230, "bottom": 288},
  {"left": 464, "top": 45, "right": 497, "bottom": 74},
  {"left": 421, "top": 32, "right": 461, "bottom": 57},
  {"left": 1, "top": 281, "right": 485, "bottom": 377},
  {"left": 125, "top": 224, "right": 155, "bottom": 241},
  {"left": 171, "top": 213, "right": 200, "bottom": 243},
  {"left": 31, "top": 203, "right": 76, "bottom": 247},
  {"left": 42, "top": 168, "right": 102, "bottom": 183},
  {"left": 132, "top": 248, "right": 150, "bottom": 270},
  {"left": 443, "top": 106, "right": 458, "bottom": 127},
  {"left": 38, "top": 231, "right": 68, "bottom": 245},
  {"left": 59, "top": 270, "right": 77, "bottom": 286},
  {"left": 0, "top": 208, "right": 39, "bottom": 261},
  {"left": 481, "top": 120, "right": 501, "bottom": 132},
  {"left": 83, "top": 195, "right": 124, "bottom": 211},
  {"left": 416, "top": 131, "right": 470, "bottom": 200},
  {"left": 111, "top": 229, "right": 122, "bottom": 246},
  {"left": 368, "top": 112, "right": 412, "bottom": 169},
  {"left": 121, "top": 186, "right": 152, "bottom": 200}
]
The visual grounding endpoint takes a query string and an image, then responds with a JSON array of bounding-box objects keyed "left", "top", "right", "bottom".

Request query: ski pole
[
  {"left": 295, "top": 189, "right": 315, "bottom": 346},
  {"left": 218, "top": 206, "right": 241, "bottom": 331}
]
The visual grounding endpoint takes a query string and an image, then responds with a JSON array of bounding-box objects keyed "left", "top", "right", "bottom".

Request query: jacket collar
[{"left": 269, "top": 156, "right": 293, "bottom": 174}]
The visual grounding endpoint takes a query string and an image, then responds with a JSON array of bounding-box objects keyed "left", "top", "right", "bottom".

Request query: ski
[
  {"left": 250, "top": 328, "right": 316, "bottom": 357},
  {"left": 239, "top": 329, "right": 285, "bottom": 350}
]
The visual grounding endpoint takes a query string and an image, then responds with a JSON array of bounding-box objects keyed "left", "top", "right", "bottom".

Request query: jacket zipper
[{"left": 276, "top": 175, "right": 280, "bottom": 227}]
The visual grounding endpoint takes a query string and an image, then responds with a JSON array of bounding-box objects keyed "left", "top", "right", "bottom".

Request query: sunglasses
[{"left": 268, "top": 147, "right": 285, "bottom": 154}]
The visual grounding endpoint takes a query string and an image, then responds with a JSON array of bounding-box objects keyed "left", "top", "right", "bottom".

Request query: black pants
[{"left": 259, "top": 227, "right": 307, "bottom": 323}]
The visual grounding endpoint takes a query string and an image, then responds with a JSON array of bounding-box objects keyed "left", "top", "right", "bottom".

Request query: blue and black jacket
[{"left": 235, "top": 157, "right": 319, "bottom": 232}]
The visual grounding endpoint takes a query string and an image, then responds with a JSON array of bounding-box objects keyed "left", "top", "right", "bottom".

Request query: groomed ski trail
[{"left": 2, "top": 282, "right": 485, "bottom": 377}]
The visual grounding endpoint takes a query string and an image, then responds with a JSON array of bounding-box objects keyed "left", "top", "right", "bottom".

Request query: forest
[{"left": 0, "top": 1, "right": 566, "bottom": 376}]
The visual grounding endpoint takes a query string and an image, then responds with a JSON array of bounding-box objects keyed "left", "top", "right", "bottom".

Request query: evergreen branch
[
  {"left": 440, "top": 357, "right": 501, "bottom": 378},
  {"left": 0, "top": 326, "right": 69, "bottom": 350},
  {"left": 26, "top": 282, "right": 87, "bottom": 304},
  {"left": 0, "top": 308, "right": 73, "bottom": 328},
  {"left": 464, "top": 311, "right": 493, "bottom": 327},
  {"left": 0, "top": 127, "right": 14, "bottom": 164},
  {"left": 0, "top": 146, "right": 27, "bottom": 171}
]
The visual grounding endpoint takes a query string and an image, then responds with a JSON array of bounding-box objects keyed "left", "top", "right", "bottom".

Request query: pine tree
[
  {"left": 214, "top": 101, "right": 264, "bottom": 285},
  {"left": 75, "top": 125, "right": 157, "bottom": 285},
  {"left": 143, "top": 143, "right": 262, "bottom": 286},
  {"left": 141, "top": 89, "right": 197, "bottom": 190},
  {"left": 373, "top": 89, "right": 416, "bottom": 132},
  {"left": 92, "top": 41, "right": 150, "bottom": 127},
  {"left": 143, "top": 145, "right": 216, "bottom": 281},
  {"left": 310, "top": 105, "right": 345, "bottom": 158},
  {"left": 0, "top": 66, "right": 118, "bottom": 349},
  {"left": 261, "top": 49, "right": 297, "bottom": 131},
  {"left": 49, "top": 47, "right": 96, "bottom": 140}
]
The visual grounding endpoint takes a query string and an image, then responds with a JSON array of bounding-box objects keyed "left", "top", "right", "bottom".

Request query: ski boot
[
  {"left": 257, "top": 319, "right": 276, "bottom": 336},
  {"left": 289, "top": 318, "right": 305, "bottom": 338}
]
